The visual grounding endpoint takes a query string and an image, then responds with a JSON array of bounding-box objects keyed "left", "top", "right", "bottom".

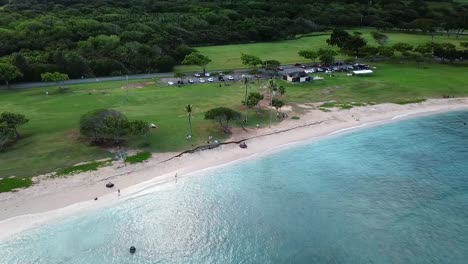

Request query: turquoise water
[{"left": 1, "top": 111, "right": 468, "bottom": 264}]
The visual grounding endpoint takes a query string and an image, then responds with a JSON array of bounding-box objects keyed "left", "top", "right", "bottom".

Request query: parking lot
[{"left": 160, "top": 63, "right": 371, "bottom": 86}]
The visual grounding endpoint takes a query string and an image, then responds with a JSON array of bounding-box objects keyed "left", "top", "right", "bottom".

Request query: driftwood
[{"left": 159, "top": 120, "right": 327, "bottom": 164}]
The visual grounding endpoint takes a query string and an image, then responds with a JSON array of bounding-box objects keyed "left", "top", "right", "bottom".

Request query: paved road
[
  {"left": 0, "top": 63, "right": 351, "bottom": 89},
  {"left": 0, "top": 72, "right": 174, "bottom": 89}
]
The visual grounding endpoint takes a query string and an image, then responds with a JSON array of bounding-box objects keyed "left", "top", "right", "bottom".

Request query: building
[{"left": 283, "top": 71, "right": 311, "bottom": 83}]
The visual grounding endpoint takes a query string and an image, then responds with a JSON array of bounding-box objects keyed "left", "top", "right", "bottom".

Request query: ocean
[{"left": 1, "top": 111, "right": 468, "bottom": 264}]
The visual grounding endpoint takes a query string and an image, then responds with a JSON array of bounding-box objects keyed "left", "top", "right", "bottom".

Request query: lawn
[
  {"left": 1, "top": 61, "right": 467, "bottom": 180},
  {"left": 0, "top": 80, "right": 272, "bottom": 178},
  {"left": 282, "top": 63, "right": 468, "bottom": 104},
  {"left": 175, "top": 29, "right": 468, "bottom": 72}
]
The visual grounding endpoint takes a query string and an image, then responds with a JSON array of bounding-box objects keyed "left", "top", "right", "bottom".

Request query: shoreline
[{"left": 1, "top": 98, "right": 467, "bottom": 241}]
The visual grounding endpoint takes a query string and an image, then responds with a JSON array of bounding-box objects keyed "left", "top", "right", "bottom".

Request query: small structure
[
  {"left": 283, "top": 71, "right": 311, "bottom": 83},
  {"left": 352, "top": 69, "right": 373, "bottom": 76}
]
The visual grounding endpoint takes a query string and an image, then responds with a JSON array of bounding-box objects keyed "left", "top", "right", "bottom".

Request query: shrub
[{"left": 125, "top": 152, "right": 151, "bottom": 164}]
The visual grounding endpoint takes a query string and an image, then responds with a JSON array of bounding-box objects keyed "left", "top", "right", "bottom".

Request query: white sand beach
[{"left": 0, "top": 98, "right": 467, "bottom": 240}]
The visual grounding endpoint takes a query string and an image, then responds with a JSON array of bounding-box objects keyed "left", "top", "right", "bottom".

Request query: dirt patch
[
  {"left": 121, "top": 82, "right": 152, "bottom": 89},
  {"left": 64, "top": 130, "right": 80, "bottom": 140}
]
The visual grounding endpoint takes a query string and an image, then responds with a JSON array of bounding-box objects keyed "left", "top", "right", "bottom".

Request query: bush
[
  {"left": 125, "top": 152, "right": 151, "bottom": 164},
  {"left": 0, "top": 177, "right": 33, "bottom": 193},
  {"left": 79, "top": 109, "right": 149, "bottom": 145},
  {"left": 56, "top": 161, "right": 110, "bottom": 176}
]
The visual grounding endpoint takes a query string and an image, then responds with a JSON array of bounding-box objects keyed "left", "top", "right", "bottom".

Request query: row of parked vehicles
[
  {"left": 287, "top": 63, "right": 370, "bottom": 73},
  {"left": 168, "top": 73, "right": 235, "bottom": 85}
]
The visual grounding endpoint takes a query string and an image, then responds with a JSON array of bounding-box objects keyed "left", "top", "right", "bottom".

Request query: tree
[
  {"left": 272, "top": 98, "right": 284, "bottom": 113},
  {"left": 204, "top": 107, "right": 241, "bottom": 134},
  {"left": 278, "top": 86, "right": 286, "bottom": 97},
  {"left": 377, "top": 46, "right": 395, "bottom": 58},
  {"left": 317, "top": 49, "right": 338, "bottom": 64},
  {"left": 0, "top": 112, "right": 29, "bottom": 139},
  {"left": 327, "top": 28, "right": 351, "bottom": 49},
  {"left": 129, "top": 120, "right": 150, "bottom": 136},
  {"left": 79, "top": 109, "right": 146, "bottom": 145},
  {"left": 244, "top": 92, "right": 264, "bottom": 111},
  {"left": 241, "top": 53, "right": 262, "bottom": 69},
  {"left": 0, "top": 63, "right": 22, "bottom": 88},
  {"left": 174, "top": 72, "right": 186, "bottom": 83},
  {"left": 370, "top": 31, "right": 388, "bottom": 46},
  {"left": 184, "top": 104, "right": 194, "bottom": 139},
  {"left": 342, "top": 35, "right": 367, "bottom": 57},
  {"left": 263, "top": 60, "right": 281, "bottom": 76},
  {"left": 392, "top": 43, "right": 413, "bottom": 54},
  {"left": 298, "top": 50, "right": 318, "bottom": 64},
  {"left": 41, "top": 72, "right": 69, "bottom": 91},
  {"left": 182, "top": 52, "right": 211, "bottom": 75},
  {"left": 0, "top": 126, "right": 16, "bottom": 152}
]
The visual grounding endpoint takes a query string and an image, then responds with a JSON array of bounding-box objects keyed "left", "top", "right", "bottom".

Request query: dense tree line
[{"left": 0, "top": 0, "right": 466, "bottom": 83}]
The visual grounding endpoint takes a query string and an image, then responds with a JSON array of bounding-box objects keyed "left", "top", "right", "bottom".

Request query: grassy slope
[
  {"left": 1, "top": 29, "right": 467, "bottom": 179},
  {"left": 0, "top": 81, "right": 271, "bottom": 178},
  {"left": 175, "top": 29, "right": 468, "bottom": 72},
  {"left": 283, "top": 63, "right": 468, "bottom": 103}
]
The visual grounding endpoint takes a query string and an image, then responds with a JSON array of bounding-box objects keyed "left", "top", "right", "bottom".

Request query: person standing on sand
[{"left": 118, "top": 189, "right": 120, "bottom": 196}]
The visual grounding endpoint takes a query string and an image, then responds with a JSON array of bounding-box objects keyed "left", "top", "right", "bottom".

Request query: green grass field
[
  {"left": 1, "top": 61, "right": 467, "bottom": 179},
  {"left": 0, "top": 80, "right": 272, "bottom": 178},
  {"left": 175, "top": 29, "right": 468, "bottom": 72},
  {"left": 1, "top": 27, "right": 468, "bottom": 182}
]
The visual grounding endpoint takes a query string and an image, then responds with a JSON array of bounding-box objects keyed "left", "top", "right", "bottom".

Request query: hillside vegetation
[{"left": 0, "top": 0, "right": 466, "bottom": 82}]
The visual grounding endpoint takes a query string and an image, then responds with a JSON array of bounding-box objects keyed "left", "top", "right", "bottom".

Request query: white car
[
  {"left": 167, "top": 81, "right": 174, "bottom": 86},
  {"left": 304, "top": 69, "right": 315, "bottom": 74},
  {"left": 204, "top": 72, "right": 210, "bottom": 77},
  {"left": 188, "top": 79, "right": 194, "bottom": 84},
  {"left": 207, "top": 77, "right": 214, "bottom": 82},
  {"left": 227, "top": 75, "right": 234, "bottom": 80},
  {"left": 194, "top": 73, "right": 201, "bottom": 77},
  {"left": 199, "top": 78, "right": 205, "bottom": 83}
]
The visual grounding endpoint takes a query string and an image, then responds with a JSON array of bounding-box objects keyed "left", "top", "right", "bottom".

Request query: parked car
[
  {"left": 218, "top": 76, "right": 225, "bottom": 81},
  {"left": 188, "top": 79, "right": 194, "bottom": 84},
  {"left": 207, "top": 77, "right": 214, "bottom": 82},
  {"left": 204, "top": 72, "right": 210, "bottom": 77},
  {"left": 313, "top": 63, "right": 321, "bottom": 67},
  {"left": 194, "top": 73, "right": 201, "bottom": 77},
  {"left": 227, "top": 75, "right": 234, "bottom": 80},
  {"left": 316, "top": 68, "right": 324, "bottom": 72},
  {"left": 277, "top": 66, "right": 284, "bottom": 71},
  {"left": 294, "top": 63, "right": 302, "bottom": 66},
  {"left": 304, "top": 69, "right": 315, "bottom": 74},
  {"left": 167, "top": 81, "right": 174, "bottom": 86},
  {"left": 199, "top": 78, "right": 205, "bottom": 83}
]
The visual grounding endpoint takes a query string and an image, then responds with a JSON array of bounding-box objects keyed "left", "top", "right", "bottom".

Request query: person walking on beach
[
  {"left": 175, "top": 173, "right": 178, "bottom": 182},
  {"left": 118, "top": 189, "right": 120, "bottom": 196}
]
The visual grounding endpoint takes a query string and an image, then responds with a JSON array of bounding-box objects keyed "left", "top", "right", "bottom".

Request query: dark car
[
  {"left": 294, "top": 63, "right": 301, "bottom": 66},
  {"left": 218, "top": 76, "right": 225, "bottom": 82}
]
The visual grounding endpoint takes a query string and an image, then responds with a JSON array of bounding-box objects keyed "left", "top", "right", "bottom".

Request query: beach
[{"left": 1, "top": 98, "right": 467, "bottom": 240}]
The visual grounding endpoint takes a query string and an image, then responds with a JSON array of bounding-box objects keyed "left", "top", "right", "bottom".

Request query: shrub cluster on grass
[
  {"left": 0, "top": 177, "right": 32, "bottom": 193},
  {"left": 320, "top": 102, "right": 367, "bottom": 110},
  {"left": 395, "top": 98, "right": 426, "bottom": 105},
  {"left": 56, "top": 160, "right": 110, "bottom": 176},
  {"left": 125, "top": 152, "right": 152, "bottom": 164}
]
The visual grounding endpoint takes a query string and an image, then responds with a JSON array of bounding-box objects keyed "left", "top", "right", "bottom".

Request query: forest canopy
[{"left": 0, "top": 0, "right": 466, "bottom": 82}]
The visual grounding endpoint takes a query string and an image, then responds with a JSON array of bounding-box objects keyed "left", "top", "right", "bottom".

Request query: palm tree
[
  {"left": 242, "top": 77, "right": 249, "bottom": 122},
  {"left": 266, "top": 79, "right": 277, "bottom": 128},
  {"left": 184, "top": 104, "right": 193, "bottom": 140}
]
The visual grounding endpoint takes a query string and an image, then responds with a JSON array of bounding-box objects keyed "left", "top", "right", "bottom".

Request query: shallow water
[{"left": 1, "top": 111, "right": 468, "bottom": 264}]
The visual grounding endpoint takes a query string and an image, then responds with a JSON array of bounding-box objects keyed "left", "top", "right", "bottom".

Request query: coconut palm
[
  {"left": 184, "top": 104, "right": 193, "bottom": 140},
  {"left": 266, "top": 79, "right": 277, "bottom": 128},
  {"left": 242, "top": 77, "right": 249, "bottom": 122}
]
